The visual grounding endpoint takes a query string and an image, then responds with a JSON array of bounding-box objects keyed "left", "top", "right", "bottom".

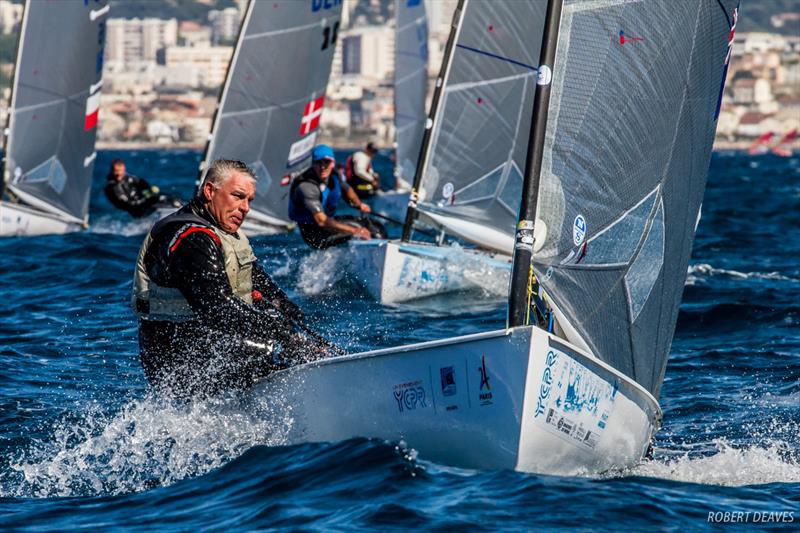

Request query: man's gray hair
[{"left": 202, "top": 159, "right": 257, "bottom": 188}]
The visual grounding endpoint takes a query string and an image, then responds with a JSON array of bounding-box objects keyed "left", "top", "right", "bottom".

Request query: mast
[
  {"left": 401, "top": 0, "right": 466, "bottom": 242},
  {"left": 507, "top": 0, "right": 563, "bottom": 328},
  {"left": 0, "top": 0, "right": 29, "bottom": 199}
]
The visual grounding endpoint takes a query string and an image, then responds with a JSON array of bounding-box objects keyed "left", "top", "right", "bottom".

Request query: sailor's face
[
  {"left": 314, "top": 159, "right": 335, "bottom": 180},
  {"left": 204, "top": 171, "right": 255, "bottom": 233},
  {"left": 113, "top": 163, "right": 125, "bottom": 180}
]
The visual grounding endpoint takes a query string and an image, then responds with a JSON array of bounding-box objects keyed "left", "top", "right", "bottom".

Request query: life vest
[
  {"left": 288, "top": 169, "right": 342, "bottom": 225},
  {"left": 344, "top": 155, "right": 355, "bottom": 181},
  {"left": 132, "top": 211, "right": 256, "bottom": 321},
  {"left": 345, "top": 152, "right": 375, "bottom": 192}
]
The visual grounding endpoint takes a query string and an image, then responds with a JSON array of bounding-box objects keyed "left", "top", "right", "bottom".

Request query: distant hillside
[{"left": 738, "top": 0, "right": 800, "bottom": 35}]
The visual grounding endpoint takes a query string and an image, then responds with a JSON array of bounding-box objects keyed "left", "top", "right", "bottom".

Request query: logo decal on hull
[
  {"left": 478, "top": 356, "right": 493, "bottom": 406},
  {"left": 534, "top": 350, "right": 558, "bottom": 417},
  {"left": 440, "top": 366, "right": 456, "bottom": 396},
  {"left": 393, "top": 380, "right": 427, "bottom": 412}
]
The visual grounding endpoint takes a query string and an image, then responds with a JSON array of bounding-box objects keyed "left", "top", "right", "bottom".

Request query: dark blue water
[{"left": 1, "top": 151, "right": 798, "bottom": 530}]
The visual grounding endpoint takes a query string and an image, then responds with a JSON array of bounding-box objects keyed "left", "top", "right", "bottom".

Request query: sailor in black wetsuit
[
  {"left": 133, "top": 159, "right": 325, "bottom": 398},
  {"left": 104, "top": 159, "right": 180, "bottom": 218},
  {"left": 288, "top": 145, "right": 385, "bottom": 249}
]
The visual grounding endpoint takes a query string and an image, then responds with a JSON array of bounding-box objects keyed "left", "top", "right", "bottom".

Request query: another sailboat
[
  {"left": 771, "top": 128, "right": 797, "bottom": 157},
  {"left": 366, "top": 0, "right": 429, "bottom": 222},
  {"left": 349, "top": 0, "right": 544, "bottom": 304},
  {"left": 198, "top": 0, "right": 341, "bottom": 235},
  {"left": 253, "top": 0, "right": 739, "bottom": 475},
  {"left": 0, "top": 0, "right": 108, "bottom": 237},
  {"left": 747, "top": 131, "right": 774, "bottom": 155}
]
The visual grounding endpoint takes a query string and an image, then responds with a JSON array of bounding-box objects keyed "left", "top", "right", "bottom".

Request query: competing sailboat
[
  {"left": 366, "top": 0, "right": 429, "bottom": 222},
  {"left": 0, "top": 0, "right": 108, "bottom": 237},
  {"left": 771, "top": 128, "right": 797, "bottom": 157},
  {"left": 254, "top": 0, "right": 739, "bottom": 475},
  {"left": 747, "top": 131, "right": 774, "bottom": 155},
  {"left": 349, "top": 0, "right": 544, "bottom": 303},
  {"left": 199, "top": 0, "right": 341, "bottom": 235}
]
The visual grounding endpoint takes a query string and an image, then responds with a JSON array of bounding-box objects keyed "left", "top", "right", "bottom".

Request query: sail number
[
  {"left": 311, "top": 0, "right": 342, "bottom": 12},
  {"left": 321, "top": 22, "right": 339, "bottom": 50}
]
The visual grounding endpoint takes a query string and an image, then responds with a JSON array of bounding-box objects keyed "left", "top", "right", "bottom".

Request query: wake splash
[
  {"left": 686, "top": 263, "right": 795, "bottom": 285},
  {"left": 297, "top": 248, "right": 349, "bottom": 295},
  {"left": 89, "top": 214, "right": 159, "bottom": 237},
  {"left": 2, "top": 393, "right": 293, "bottom": 499},
  {"left": 628, "top": 438, "right": 800, "bottom": 487}
]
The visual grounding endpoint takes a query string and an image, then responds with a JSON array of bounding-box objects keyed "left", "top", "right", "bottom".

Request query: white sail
[
  {"left": 530, "top": 0, "right": 740, "bottom": 397},
  {"left": 393, "top": 0, "right": 428, "bottom": 187},
  {"left": 412, "top": 0, "right": 546, "bottom": 254},
  {"left": 1, "top": 0, "right": 108, "bottom": 231},
  {"left": 200, "top": 0, "right": 342, "bottom": 232}
]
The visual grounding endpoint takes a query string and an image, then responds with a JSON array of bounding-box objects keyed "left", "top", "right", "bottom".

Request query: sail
[
  {"left": 394, "top": 0, "right": 428, "bottom": 186},
  {"left": 3, "top": 0, "right": 108, "bottom": 223},
  {"left": 531, "top": 0, "right": 739, "bottom": 397},
  {"left": 201, "top": 0, "right": 341, "bottom": 226},
  {"left": 747, "top": 131, "right": 774, "bottom": 155},
  {"left": 414, "top": 0, "right": 546, "bottom": 253},
  {"left": 772, "top": 128, "right": 797, "bottom": 157}
]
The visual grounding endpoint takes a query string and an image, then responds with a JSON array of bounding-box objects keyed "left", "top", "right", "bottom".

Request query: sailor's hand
[
  {"left": 353, "top": 227, "right": 371, "bottom": 240},
  {"left": 151, "top": 186, "right": 160, "bottom": 194},
  {"left": 358, "top": 203, "right": 371, "bottom": 214}
]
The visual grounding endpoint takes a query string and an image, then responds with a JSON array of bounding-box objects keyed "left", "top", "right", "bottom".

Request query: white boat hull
[
  {"left": 0, "top": 201, "right": 82, "bottom": 236},
  {"left": 348, "top": 239, "right": 511, "bottom": 304},
  {"left": 252, "top": 326, "right": 660, "bottom": 475}
]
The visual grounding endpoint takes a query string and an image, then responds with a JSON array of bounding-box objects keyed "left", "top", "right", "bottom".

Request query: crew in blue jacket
[{"left": 288, "top": 145, "right": 384, "bottom": 249}]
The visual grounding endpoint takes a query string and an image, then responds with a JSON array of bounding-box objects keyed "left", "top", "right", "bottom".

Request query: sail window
[
  {"left": 498, "top": 161, "right": 524, "bottom": 217},
  {"left": 625, "top": 198, "right": 665, "bottom": 322},
  {"left": 18, "top": 157, "right": 68, "bottom": 194},
  {"left": 449, "top": 162, "right": 504, "bottom": 206},
  {"left": 583, "top": 186, "right": 658, "bottom": 265}
]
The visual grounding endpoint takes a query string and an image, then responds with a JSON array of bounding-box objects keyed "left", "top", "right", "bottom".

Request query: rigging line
[
  {"left": 244, "top": 20, "right": 321, "bottom": 40},
  {"left": 455, "top": 44, "right": 537, "bottom": 72},
  {"left": 395, "top": 67, "right": 426, "bottom": 85},
  {"left": 218, "top": 91, "right": 315, "bottom": 119},
  {"left": 714, "top": 0, "right": 732, "bottom": 27},
  {"left": 396, "top": 16, "right": 426, "bottom": 33}
]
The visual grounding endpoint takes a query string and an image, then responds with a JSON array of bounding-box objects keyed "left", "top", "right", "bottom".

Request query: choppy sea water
[{"left": 0, "top": 150, "right": 798, "bottom": 530}]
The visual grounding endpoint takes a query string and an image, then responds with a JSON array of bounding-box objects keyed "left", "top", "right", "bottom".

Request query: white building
[
  {"left": 104, "top": 61, "right": 167, "bottom": 95},
  {"left": 179, "top": 21, "right": 212, "bottom": 47},
  {"left": 737, "top": 32, "right": 787, "bottom": 54},
  {"left": 165, "top": 44, "right": 233, "bottom": 88},
  {"left": 106, "top": 18, "right": 178, "bottom": 66},
  {"left": 0, "top": 0, "right": 22, "bottom": 34},
  {"left": 333, "top": 25, "right": 395, "bottom": 83},
  {"left": 147, "top": 120, "right": 179, "bottom": 144},
  {"left": 208, "top": 7, "right": 240, "bottom": 43},
  {"left": 425, "top": 0, "right": 458, "bottom": 37}
]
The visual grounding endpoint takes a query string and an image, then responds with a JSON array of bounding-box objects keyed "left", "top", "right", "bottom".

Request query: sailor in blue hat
[{"left": 288, "top": 144, "right": 386, "bottom": 249}]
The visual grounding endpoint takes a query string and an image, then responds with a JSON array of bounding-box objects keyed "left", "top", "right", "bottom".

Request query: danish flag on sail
[
  {"left": 84, "top": 88, "right": 101, "bottom": 131},
  {"left": 299, "top": 96, "right": 324, "bottom": 135}
]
